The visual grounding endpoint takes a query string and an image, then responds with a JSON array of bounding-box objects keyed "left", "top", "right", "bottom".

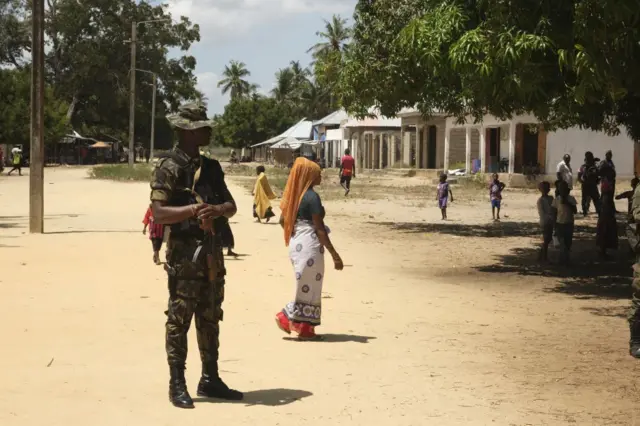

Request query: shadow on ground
[
  {"left": 368, "top": 220, "right": 593, "bottom": 239},
  {"left": 473, "top": 220, "right": 633, "bottom": 302},
  {"left": 283, "top": 334, "right": 376, "bottom": 344},
  {"left": 193, "top": 388, "right": 312, "bottom": 406},
  {"left": 370, "top": 218, "right": 633, "bottom": 306}
]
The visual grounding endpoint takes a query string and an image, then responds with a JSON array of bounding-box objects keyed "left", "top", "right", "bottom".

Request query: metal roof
[
  {"left": 313, "top": 109, "right": 349, "bottom": 126},
  {"left": 342, "top": 106, "right": 401, "bottom": 128}
]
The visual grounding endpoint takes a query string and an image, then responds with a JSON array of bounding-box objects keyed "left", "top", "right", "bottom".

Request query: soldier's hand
[
  {"left": 199, "top": 217, "right": 214, "bottom": 232},
  {"left": 198, "top": 204, "right": 225, "bottom": 220}
]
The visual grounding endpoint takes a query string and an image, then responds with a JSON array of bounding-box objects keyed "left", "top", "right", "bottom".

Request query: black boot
[
  {"left": 169, "top": 365, "right": 194, "bottom": 408},
  {"left": 197, "top": 363, "right": 243, "bottom": 400},
  {"left": 630, "top": 323, "right": 640, "bottom": 359}
]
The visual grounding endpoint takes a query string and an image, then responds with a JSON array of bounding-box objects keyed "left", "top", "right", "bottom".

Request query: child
[
  {"left": 536, "top": 181, "right": 555, "bottom": 262},
  {"left": 615, "top": 176, "right": 639, "bottom": 223},
  {"left": 489, "top": 173, "right": 506, "bottom": 221},
  {"left": 551, "top": 180, "right": 578, "bottom": 265},
  {"left": 142, "top": 204, "right": 164, "bottom": 265},
  {"left": 436, "top": 173, "right": 454, "bottom": 220}
]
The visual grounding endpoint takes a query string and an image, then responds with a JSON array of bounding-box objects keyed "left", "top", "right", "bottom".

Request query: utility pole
[
  {"left": 128, "top": 21, "right": 137, "bottom": 167},
  {"left": 128, "top": 18, "right": 171, "bottom": 167},
  {"left": 30, "top": 0, "right": 45, "bottom": 233},
  {"left": 150, "top": 73, "right": 157, "bottom": 160}
]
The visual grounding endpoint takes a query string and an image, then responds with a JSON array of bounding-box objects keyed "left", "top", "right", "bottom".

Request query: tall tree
[
  {"left": 217, "top": 60, "right": 253, "bottom": 100},
  {"left": 271, "top": 67, "right": 296, "bottom": 104},
  {"left": 0, "top": 68, "right": 69, "bottom": 146},
  {"left": 307, "top": 14, "right": 352, "bottom": 60},
  {"left": 339, "top": 0, "right": 640, "bottom": 140}
]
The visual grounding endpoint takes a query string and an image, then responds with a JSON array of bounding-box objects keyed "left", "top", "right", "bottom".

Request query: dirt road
[{"left": 0, "top": 167, "right": 638, "bottom": 425}]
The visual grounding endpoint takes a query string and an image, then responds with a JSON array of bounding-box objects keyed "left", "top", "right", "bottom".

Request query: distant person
[
  {"left": 552, "top": 180, "right": 578, "bottom": 265},
  {"left": 599, "top": 150, "right": 617, "bottom": 212},
  {"left": 556, "top": 154, "right": 573, "bottom": 192},
  {"left": 616, "top": 177, "right": 639, "bottom": 222},
  {"left": 436, "top": 173, "right": 453, "bottom": 220},
  {"left": 577, "top": 151, "right": 601, "bottom": 216},
  {"left": 144, "top": 148, "right": 150, "bottom": 163},
  {"left": 220, "top": 219, "right": 238, "bottom": 257},
  {"left": 7, "top": 150, "right": 22, "bottom": 176},
  {"left": 0, "top": 147, "right": 4, "bottom": 173},
  {"left": 489, "top": 173, "right": 505, "bottom": 221},
  {"left": 339, "top": 148, "right": 356, "bottom": 196},
  {"left": 537, "top": 181, "right": 555, "bottom": 262},
  {"left": 142, "top": 203, "right": 164, "bottom": 265},
  {"left": 252, "top": 165, "right": 276, "bottom": 223}
]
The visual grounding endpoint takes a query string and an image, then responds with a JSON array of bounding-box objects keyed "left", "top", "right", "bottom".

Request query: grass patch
[{"left": 89, "top": 164, "right": 153, "bottom": 182}]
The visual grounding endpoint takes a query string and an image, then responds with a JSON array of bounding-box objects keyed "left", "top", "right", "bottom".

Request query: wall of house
[
  {"left": 448, "top": 128, "right": 480, "bottom": 167},
  {"left": 546, "top": 128, "right": 636, "bottom": 176}
]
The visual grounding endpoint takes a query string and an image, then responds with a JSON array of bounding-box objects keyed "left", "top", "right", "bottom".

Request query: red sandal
[
  {"left": 291, "top": 321, "right": 317, "bottom": 340},
  {"left": 275, "top": 312, "right": 291, "bottom": 334}
]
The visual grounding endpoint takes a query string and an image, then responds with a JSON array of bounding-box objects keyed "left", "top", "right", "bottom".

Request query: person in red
[
  {"left": 339, "top": 148, "right": 356, "bottom": 196},
  {"left": 142, "top": 203, "right": 165, "bottom": 264}
]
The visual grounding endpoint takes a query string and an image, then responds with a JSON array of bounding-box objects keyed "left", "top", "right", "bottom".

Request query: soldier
[
  {"left": 629, "top": 180, "right": 640, "bottom": 359},
  {"left": 150, "top": 103, "right": 243, "bottom": 408}
]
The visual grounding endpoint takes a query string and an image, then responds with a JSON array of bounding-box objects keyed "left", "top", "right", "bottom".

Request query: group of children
[
  {"left": 436, "top": 172, "right": 581, "bottom": 264},
  {"left": 436, "top": 173, "right": 506, "bottom": 221}
]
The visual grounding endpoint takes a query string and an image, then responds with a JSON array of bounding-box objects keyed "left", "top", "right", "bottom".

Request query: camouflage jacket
[{"left": 150, "top": 147, "right": 235, "bottom": 242}]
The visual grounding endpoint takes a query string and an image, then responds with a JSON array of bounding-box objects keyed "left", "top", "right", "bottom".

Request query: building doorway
[{"left": 427, "top": 125, "right": 437, "bottom": 169}]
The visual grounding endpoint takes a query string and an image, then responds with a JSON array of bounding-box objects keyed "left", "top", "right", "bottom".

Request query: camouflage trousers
[
  {"left": 630, "top": 252, "right": 640, "bottom": 339},
  {"left": 165, "top": 241, "right": 225, "bottom": 368}
]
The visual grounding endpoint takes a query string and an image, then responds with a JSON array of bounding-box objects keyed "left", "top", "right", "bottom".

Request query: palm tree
[
  {"left": 307, "top": 15, "right": 352, "bottom": 60},
  {"left": 289, "top": 60, "right": 311, "bottom": 87},
  {"left": 300, "top": 80, "right": 330, "bottom": 119},
  {"left": 271, "top": 67, "right": 296, "bottom": 103},
  {"left": 217, "top": 60, "right": 252, "bottom": 99}
]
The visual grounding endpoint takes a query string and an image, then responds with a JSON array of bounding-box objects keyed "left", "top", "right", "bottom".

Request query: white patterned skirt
[{"left": 283, "top": 220, "right": 325, "bottom": 326}]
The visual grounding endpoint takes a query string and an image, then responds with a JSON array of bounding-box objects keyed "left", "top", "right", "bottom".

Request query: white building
[{"left": 396, "top": 108, "right": 639, "bottom": 178}]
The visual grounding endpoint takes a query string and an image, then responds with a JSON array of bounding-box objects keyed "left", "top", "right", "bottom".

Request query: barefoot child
[
  {"left": 436, "top": 173, "right": 453, "bottom": 220},
  {"left": 537, "top": 182, "right": 555, "bottom": 262},
  {"left": 489, "top": 173, "right": 506, "bottom": 221},
  {"left": 616, "top": 176, "right": 639, "bottom": 222},
  {"left": 552, "top": 180, "right": 578, "bottom": 265},
  {"left": 142, "top": 204, "right": 164, "bottom": 264}
]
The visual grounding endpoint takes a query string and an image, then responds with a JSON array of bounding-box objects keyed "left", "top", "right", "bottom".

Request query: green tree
[
  {"left": 0, "top": 68, "right": 69, "bottom": 146},
  {"left": 213, "top": 96, "right": 297, "bottom": 148},
  {"left": 1, "top": 0, "right": 202, "bottom": 146},
  {"left": 339, "top": 0, "right": 640, "bottom": 140},
  {"left": 217, "top": 60, "right": 254, "bottom": 100},
  {"left": 271, "top": 67, "right": 296, "bottom": 103}
]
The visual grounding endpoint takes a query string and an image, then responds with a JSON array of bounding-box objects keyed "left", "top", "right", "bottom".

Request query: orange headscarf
[{"left": 280, "top": 157, "right": 322, "bottom": 246}]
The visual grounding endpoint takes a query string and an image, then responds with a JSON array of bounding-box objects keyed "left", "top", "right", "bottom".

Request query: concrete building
[{"left": 397, "top": 108, "right": 639, "bottom": 178}]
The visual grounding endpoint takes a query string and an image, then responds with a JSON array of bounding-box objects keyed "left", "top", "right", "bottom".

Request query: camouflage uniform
[
  {"left": 629, "top": 185, "right": 640, "bottom": 358},
  {"left": 151, "top": 103, "right": 242, "bottom": 407}
]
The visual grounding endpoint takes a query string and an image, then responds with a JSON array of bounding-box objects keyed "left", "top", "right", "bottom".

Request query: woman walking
[
  {"left": 275, "top": 157, "right": 344, "bottom": 340},
  {"left": 253, "top": 165, "right": 276, "bottom": 223}
]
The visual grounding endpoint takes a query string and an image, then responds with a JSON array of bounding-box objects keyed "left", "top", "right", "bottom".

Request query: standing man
[
  {"left": 150, "top": 103, "right": 243, "bottom": 408},
  {"left": 556, "top": 154, "right": 573, "bottom": 196},
  {"left": 577, "top": 151, "right": 601, "bottom": 216},
  {"left": 339, "top": 148, "right": 356, "bottom": 196},
  {"left": 629, "top": 182, "right": 640, "bottom": 359}
]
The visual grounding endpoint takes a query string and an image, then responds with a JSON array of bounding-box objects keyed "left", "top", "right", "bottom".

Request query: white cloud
[
  {"left": 166, "top": 0, "right": 354, "bottom": 42},
  {"left": 196, "top": 71, "right": 229, "bottom": 114}
]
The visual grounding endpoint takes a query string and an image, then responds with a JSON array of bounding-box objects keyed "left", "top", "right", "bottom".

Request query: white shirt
[
  {"left": 556, "top": 160, "right": 573, "bottom": 189},
  {"left": 552, "top": 196, "right": 577, "bottom": 224}
]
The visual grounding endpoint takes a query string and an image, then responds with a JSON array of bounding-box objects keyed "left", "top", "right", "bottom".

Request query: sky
[{"left": 160, "top": 0, "right": 358, "bottom": 115}]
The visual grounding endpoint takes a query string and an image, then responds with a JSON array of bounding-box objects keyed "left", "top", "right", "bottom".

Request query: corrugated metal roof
[
  {"left": 270, "top": 136, "right": 318, "bottom": 150},
  {"left": 313, "top": 109, "right": 349, "bottom": 126},
  {"left": 280, "top": 118, "right": 313, "bottom": 139},
  {"left": 342, "top": 106, "right": 401, "bottom": 128}
]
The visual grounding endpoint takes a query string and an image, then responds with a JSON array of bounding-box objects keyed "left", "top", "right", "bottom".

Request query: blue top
[{"left": 297, "top": 189, "right": 325, "bottom": 221}]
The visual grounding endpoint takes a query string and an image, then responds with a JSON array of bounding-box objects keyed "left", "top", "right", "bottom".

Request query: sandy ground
[{"left": 1, "top": 167, "right": 639, "bottom": 426}]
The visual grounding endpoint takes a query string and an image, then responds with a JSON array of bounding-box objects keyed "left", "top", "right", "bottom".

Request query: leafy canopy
[{"left": 339, "top": 0, "right": 640, "bottom": 140}]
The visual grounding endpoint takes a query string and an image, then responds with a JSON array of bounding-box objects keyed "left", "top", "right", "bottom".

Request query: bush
[{"left": 89, "top": 164, "right": 153, "bottom": 182}]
